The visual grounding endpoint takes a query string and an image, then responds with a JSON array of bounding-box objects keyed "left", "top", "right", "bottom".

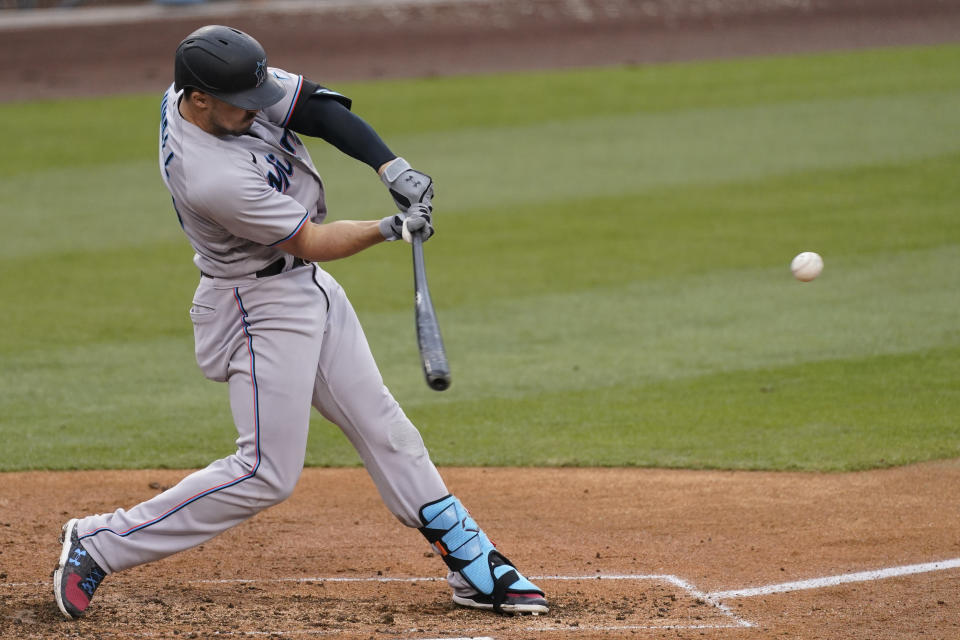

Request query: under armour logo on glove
[{"left": 381, "top": 157, "right": 434, "bottom": 212}]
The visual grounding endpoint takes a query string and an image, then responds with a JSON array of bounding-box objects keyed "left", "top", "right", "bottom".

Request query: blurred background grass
[{"left": 1, "top": 45, "right": 958, "bottom": 471}]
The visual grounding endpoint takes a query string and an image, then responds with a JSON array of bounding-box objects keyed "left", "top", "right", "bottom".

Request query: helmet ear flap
[{"left": 173, "top": 38, "right": 202, "bottom": 93}]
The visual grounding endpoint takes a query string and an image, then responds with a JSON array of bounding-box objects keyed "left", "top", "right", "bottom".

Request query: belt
[{"left": 201, "top": 257, "right": 307, "bottom": 279}]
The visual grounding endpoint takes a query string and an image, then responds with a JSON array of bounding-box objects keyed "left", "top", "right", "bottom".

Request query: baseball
[{"left": 791, "top": 251, "right": 823, "bottom": 282}]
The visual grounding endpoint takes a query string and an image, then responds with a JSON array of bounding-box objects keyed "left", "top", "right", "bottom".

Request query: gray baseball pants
[{"left": 76, "top": 264, "right": 448, "bottom": 573}]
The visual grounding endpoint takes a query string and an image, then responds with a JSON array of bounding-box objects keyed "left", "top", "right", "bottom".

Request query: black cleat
[{"left": 53, "top": 519, "right": 106, "bottom": 619}]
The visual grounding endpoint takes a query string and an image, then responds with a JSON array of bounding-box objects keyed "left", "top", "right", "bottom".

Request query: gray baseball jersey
[
  {"left": 73, "top": 68, "right": 449, "bottom": 573},
  {"left": 159, "top": 68, "right": 325, "bottom": 278}
]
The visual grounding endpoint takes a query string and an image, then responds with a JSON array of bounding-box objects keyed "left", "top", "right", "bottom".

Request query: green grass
[{"left": 1, "top": 45, "right": 958, "bottom": 471}]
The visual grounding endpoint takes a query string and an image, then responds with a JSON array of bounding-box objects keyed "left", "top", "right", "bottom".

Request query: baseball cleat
[
  {"left": 449, "top": 550, "right": 549, "bottom": 615},
  {"left": 453, "top": 590, "right": 549, "bottom": 615},
  {"left": 53, "top": 518, "right": 107, "bottom": 619},
  {"left": 419, "top": 495, "right": 549, "bottom": 616}
]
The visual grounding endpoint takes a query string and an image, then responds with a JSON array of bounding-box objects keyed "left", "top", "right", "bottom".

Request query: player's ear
[{"left": 189, "top": 90, "right": 210, "bottom": 109}]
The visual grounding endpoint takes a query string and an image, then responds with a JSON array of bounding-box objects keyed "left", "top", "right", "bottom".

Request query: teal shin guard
[{"left": 418, "top": 495, "right": 545, "bottom": 614}]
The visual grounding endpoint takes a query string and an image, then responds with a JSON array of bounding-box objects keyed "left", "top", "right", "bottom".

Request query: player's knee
[
  {"left": 256, "top": 467, "right": 301, "bottom": 505},
  {"left": 387, "top": 419, "right": 428, "bottom": 459}
]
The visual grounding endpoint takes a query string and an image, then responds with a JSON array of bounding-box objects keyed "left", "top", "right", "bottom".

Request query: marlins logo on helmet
[{"left": 255, "top": 59, "right": 266, "bottom": 87}]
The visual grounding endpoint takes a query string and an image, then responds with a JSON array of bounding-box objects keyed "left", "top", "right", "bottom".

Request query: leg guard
[{"left": 418, "top": 494, "right": 548, "bottom": 614}]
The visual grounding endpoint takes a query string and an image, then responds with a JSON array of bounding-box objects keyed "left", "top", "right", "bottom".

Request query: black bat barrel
[{"left": 412, "top": 232, "right": 451, "bottom": 391}]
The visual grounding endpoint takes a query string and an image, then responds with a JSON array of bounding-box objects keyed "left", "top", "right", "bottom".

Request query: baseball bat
[{"left": 411, "top": 229, "right": 451, "bottom": 391}]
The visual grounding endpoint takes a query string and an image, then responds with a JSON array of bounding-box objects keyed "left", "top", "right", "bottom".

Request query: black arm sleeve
[{"left": 286, "top": 79, "right": 396, "bottom": 171}]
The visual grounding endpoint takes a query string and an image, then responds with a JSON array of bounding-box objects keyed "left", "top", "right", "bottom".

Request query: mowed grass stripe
[
  {"left": 333, "top": 151, "right": 960, "bottom": 310},
  {"left": 6, "top": 241, "right": 959, "bottom": 397},
  {"left": 6, "top": 342, "right": 956, "bottom": 471},
  {"left": 3, "top": 337, "right": 238, "bottom": 471},
  {"left": 339, "top": 44, "right": 960, "bottom": 134},
  {"left": 4, "top": 152, "right": 958, "bottom": 354},
  {"left": 4, "top": 89, "right": 960, "bottom": 259},
  {"left": 406, "top": 347, "right": 960, "bottom": 471},
  {"left": 354, "top": 90, "right": 960, "bottom": 217},
  {"left": 4, "top": 44, "right": 959, "bottom": 175},
  {"left": 364, "top": 243, "right": 960, "bottom": 402},
  {"left": 2, "top": 241, "right": 956, "bottom": 470}
]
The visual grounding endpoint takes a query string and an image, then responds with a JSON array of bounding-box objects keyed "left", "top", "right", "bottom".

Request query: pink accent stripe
[{"left": 78, "top": 293, "right": 261, "bottom": 540}]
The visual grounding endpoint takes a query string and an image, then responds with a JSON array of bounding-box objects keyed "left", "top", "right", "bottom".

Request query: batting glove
[
  {"left": 379, "top": 203, "right": 434, "bottom": 242},
  {"left": 380, "top": 157, "right": 434, "bottom": 212},
  {"left": 402, "top": 205, "right": 434, "bottom": 243}
]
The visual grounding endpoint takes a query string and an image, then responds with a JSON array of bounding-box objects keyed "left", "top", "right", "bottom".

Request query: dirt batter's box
[{"left": 171, "top": 574, "right": 754, "bottom": 635}]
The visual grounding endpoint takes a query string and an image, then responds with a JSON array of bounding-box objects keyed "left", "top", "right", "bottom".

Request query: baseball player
[{"left": 53, "top": 25, "right": 547, "bottom": 620}]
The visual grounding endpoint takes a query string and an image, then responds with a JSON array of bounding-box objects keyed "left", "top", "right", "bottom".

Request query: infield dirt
[
  {"left": 2, "top": 465, "right": 960, "bottom": 638},
  {"left": 2, "top": 1, "right": 959, "bottom": 638}
]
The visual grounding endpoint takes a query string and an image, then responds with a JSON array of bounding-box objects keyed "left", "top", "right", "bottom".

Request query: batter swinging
[{"left": 53, "top": 25, "right": 547, "bottom": 619}]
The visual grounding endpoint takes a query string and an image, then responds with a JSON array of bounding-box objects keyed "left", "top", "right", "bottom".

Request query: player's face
[{"left": 208, "top": 98, "right": 258, "bottom": 136}]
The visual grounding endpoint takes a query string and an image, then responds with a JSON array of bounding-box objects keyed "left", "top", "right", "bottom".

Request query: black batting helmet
[{"left": 174, "top": 25, "right": 285, "bottom": 110}]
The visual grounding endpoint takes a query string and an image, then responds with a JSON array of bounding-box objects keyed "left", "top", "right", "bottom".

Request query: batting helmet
[{"left": 174, "top": 25, "right": 285, "bottom": 110}]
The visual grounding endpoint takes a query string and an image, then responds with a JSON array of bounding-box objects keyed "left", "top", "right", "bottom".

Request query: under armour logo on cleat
[{"left": 68, "top": 548, "right": 88, "bottom": 567}]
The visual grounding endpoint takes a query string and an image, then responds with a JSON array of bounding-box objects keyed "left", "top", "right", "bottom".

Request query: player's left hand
[{"left": 380, "top": 157, "right": 434, "bottom": 212}]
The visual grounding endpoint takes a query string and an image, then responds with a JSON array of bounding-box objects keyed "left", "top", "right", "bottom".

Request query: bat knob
[{"left": 428, "top": 374, "right": 451, "bottom": 392}]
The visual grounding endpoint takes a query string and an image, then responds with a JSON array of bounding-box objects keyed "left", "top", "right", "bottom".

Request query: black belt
[{"left": 201, "top": 257, "right": 307, "bottom": 279}]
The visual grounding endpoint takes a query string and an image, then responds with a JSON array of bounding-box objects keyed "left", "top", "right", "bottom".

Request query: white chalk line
[
  {"left": 7, "top": 560, "right": 960, "bottom": 634},
  {"left": 0, "top": 573, "right": 753, "bottom": 632},
  {"left": 707, "top": 557, "right": 960, "bottom": 600},
  {"left": 661, "top": 575, "right": 753, "bottom": 628},
  {"left": 191, "top": 572, "right": 753, "bottom": 630},
  {"left": 69, "top": 627, "right": 743, "bottom": 639},
  {"left": 187, "top": 572, "right": 752, "bottom": 628},
  {"left": 191, "top": 575, "right": 444, "bottom": 585},
  {"left": 93, "top": 623, "right": 746, "bottom": 638},
  {"left": 86, "top": 554, "right": 956, "bottom": 640}
]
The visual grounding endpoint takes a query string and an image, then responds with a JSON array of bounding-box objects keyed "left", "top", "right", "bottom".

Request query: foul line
[
  {"left": 0, "top": 573, "right": 753, "bottom": 631},
  {"left": 9, "top": 560, "right": 960, "bottom": 633},
  {"left": 708, "top": 557, "right": 960, "bottom": 600}
]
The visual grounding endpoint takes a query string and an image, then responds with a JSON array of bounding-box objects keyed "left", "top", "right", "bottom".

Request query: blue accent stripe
[
  {"left": 79, "top": 289, "right": 262, "bottom": 542},
  {"left": 268, "top": 208, "right": 310, "bottom": 246},
  {"left": 171, "top": 196, "right": 184, "bottom": 230},
  {"left": 163, "top": 151, "right": 174, "bottom": 179},
  {"left": 282, "top": 75, "right": 304, "bottom": 128}
]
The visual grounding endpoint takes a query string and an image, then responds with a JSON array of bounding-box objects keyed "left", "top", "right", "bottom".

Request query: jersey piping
[{"left": 79, "top": 289, "right": 263, "bottom": 541}]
